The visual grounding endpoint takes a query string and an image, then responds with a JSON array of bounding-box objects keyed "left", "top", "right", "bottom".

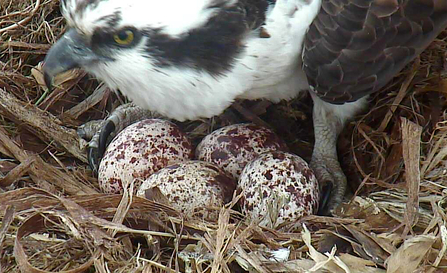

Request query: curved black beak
[{"left": 43, "top": 29, "right": 98, "bottom": 90}]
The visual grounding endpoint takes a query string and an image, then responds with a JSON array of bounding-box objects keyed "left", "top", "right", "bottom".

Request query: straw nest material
[{"left": 1, "top": 1, "right": 447, "bottom": 272}]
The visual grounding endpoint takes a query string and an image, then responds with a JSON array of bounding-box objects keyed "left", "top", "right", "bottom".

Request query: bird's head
[{"left": 43, "top": 0, "right": 258, "bottom": 120}]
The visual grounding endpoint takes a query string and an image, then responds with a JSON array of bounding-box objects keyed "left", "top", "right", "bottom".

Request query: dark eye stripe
[
  {"left": 91, "top": 26, "right": 141, "bottom": 49},
  {"left": 143, "top": 1, "right": 269, "bottom": 77}
]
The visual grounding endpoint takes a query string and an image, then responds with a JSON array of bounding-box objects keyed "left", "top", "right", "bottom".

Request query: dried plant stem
[{"left": 0, "top": 0, "right": 41, "bottom": 34}]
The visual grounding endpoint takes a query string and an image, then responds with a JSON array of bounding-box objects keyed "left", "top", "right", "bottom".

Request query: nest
[{"left": 1, "top": 1, "right": 447, "bottom": 272}]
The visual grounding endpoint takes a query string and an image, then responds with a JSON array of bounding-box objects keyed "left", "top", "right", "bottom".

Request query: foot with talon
[
  {"left": 77, "top": 103, "right": 158, "bottom": 173},
  {"left": 310, "top": 95, "right": 367, "bottom": 215}
]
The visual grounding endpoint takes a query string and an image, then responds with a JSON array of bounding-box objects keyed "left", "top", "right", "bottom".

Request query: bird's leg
[
  {"left": 77, "top": 103, "right": 159, "bottom": 173},
  {"left": 310, "top": 94, "right": 367, "bottom": 215}
]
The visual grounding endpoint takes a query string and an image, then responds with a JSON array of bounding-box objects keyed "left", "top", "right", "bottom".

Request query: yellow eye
[{"left": 113, "top": 30, "right": 134, "bottom": 45}]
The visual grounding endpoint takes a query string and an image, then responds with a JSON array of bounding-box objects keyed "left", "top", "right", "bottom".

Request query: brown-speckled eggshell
[
  {"left": 196, "top": 123, "right": 288, "bottom": 180},
  {"left": 137, "top": 161, "right": 236, "bottom": 220},
  {"left": 238, "top": 151, "right": 319, "bottom": 228},
  {"left": 98, "top": 119, "right": 193, "bottom": 194}
]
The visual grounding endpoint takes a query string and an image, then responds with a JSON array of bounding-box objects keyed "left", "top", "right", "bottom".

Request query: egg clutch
[{"left": 98, "top": 120, "right": 320, "bottom": 229}]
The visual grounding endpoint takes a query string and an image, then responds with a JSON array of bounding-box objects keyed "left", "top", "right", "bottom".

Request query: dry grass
[{"left": 1, "top": 1, "right": 447, "bottom": 272}]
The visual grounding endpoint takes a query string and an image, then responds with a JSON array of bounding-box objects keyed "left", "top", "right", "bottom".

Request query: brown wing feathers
[{"left": 303, "top": 0, "right": 447, "bottom": 104}]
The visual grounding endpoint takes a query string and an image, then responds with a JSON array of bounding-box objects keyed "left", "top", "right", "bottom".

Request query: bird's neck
[{"left": 106, "top": 66, "right": 251, "bottom": 121}]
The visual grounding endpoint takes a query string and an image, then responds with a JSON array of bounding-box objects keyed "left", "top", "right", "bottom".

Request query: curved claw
[
  {"left": 87, "top": 120, "right": 116, "bottom": 174},
  {"left": 317, "top": 182, "right": 333, "bottom": 216},
  {"left": 88, "top": 146, "right": 100, "bottom": 175},
  {"left": 310, "top": 155, "right": 347, "bottom": 216},
  {"left": 98, "top": 120, "right": 116, "bottom": 158}
]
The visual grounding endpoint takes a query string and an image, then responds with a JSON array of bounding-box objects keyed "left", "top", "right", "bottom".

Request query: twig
[
  {"left": 401, "top": 117, "right": 422, "bottom": 237},
  {"left": 0, "top": 0, "right": 41, "bottom": 34},
  {"left": 0, "top": 88, "right": 87, "bottom": 163},
  {"left": 378, "top": 62, "right": 418, "bottom": 132}
]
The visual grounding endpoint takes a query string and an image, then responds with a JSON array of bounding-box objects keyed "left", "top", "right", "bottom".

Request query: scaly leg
[
  {"left": 77, "top": 103, "right": 159, "bottom": 172},
  {"left": 310, "top": 93, "right": 368, "bottom": 215}
]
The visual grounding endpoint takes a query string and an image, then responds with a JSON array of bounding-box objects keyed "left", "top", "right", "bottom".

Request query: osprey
[{"left": 43, "top": 0, "right": 447, "bottom": 214}]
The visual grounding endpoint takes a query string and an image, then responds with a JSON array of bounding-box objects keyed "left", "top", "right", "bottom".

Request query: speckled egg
[
  {"left": 196, "top": 123, "right": 288, "bottom": 180},
  {"left": 238, "top": 151, "right": 319, "bottom": 228},
  {"left": 98, "top": 119, "right": 194, "bottom": 194},
  {"left": 137, "top": 161, "right": 236, "bottom": 220}
]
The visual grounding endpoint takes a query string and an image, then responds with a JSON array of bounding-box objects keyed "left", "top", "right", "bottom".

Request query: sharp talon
[
  {"left": 87, "top": 120, "right": 116, "bottom": 174},
  {"left": 82, "top": 104, "right": 152, "bottom": 175},
  {"left": 98, "top": 120, "right": 116, "bottom": 159},
  {"left": 317, "top": 182, "right": 333, "bottom": 216},
  {"left": 88, "top": 146, "right": 99, "bottom": 175}
]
